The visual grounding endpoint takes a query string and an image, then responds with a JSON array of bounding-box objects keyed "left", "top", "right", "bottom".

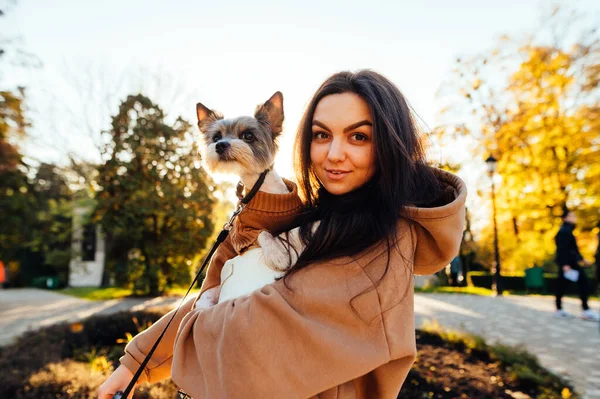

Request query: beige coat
[{"left": 120, "top": 170, "right": 467, "bottom": 398}]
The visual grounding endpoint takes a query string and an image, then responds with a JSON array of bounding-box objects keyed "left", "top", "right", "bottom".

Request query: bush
[
  {"left": 466, "top": 270, "right": 598, "bottom": 294},
  {"left": 467, "top": 271, "right": 493, "bottom": 288},
  {"left": 411, "top": 325, "right": 578, "bottom": 399},
  {"left": 21, "top": 360, "right": 108, "bottom": 399},
  {"left": 16, "top": 359, "right": 176, "bottom": 399},
  {"left": 0, "top": 308, "right": 178, "bottom": 399}
]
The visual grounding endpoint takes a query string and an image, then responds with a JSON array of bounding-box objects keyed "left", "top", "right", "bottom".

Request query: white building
[{"left": 68, "top": 203, "right": 105, "bottom": 287}]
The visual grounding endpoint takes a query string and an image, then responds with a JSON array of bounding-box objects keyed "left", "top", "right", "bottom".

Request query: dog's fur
[
  {"left": 195, "top": 92, "right": 305, "bottom": 305},
  {"left": 197, "top": 92, "right": 288, "bottom": 193}
]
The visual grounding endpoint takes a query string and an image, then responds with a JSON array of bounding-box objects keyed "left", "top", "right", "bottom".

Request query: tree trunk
[
  {"left": 141, "top": 246, "right": 160, "bottom": 296},
  {"left": 100, "top": 232, "right": 113, "bottom": 287}
]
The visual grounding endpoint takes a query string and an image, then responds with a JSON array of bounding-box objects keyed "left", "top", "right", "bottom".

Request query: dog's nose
[{"left": 215, "top": 141, "right": 230, "bottom": 154}]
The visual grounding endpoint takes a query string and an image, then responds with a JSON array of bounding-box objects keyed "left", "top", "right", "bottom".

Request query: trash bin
[
  {"left": 46, "top": 277, "right": 59, "bottom": 289},
  {"left": 32, "top": 276, "right": 60, "bottom": 289},
  {"left": 524, "top": 267, "right": 544, "bottom": 291}
]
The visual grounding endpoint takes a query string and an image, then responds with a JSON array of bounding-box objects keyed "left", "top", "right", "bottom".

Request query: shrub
[
  {"left": 0, "top": 308, "right": 176, "bottom": 399},
  {"left": 466, "top": 270, "right": 597, "bottom": 294},
  {"left": 416, "top": 322, "right": 578, "bottom": 398}
]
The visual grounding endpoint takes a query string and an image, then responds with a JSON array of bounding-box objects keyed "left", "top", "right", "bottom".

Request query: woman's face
[{"left": 310, "top": 92, "right": 377, "bottom": 195}]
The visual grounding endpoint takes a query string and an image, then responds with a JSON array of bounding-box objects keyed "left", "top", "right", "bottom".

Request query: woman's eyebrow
[
  {"left": 343, "top": 120, "right": 372, "bottom": 133},
  {"left": 312, "top": 120, "right": 331, "bottom": 132},
  {"left": 312, "top": 119, "right": 373, "bottom": 133}
]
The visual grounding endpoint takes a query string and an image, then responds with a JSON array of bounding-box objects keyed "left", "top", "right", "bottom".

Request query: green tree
[
  {"left": 0, "top": 2, "right": 32, "bottom": 281},
  {"left": 95, "top": 94, "right": 216, "bottom": 295},
  {"left": 0, "top": 87, "right": 34, "bottom": 269},
  {"left": 1, "top": 1, "right": 70, "bottom": 286},
  {"left": 27, "top": 163, "right": 73, "bottom": 283}
]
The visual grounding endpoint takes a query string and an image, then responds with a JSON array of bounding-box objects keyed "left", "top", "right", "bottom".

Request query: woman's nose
[
  {"left": 327, "top": 139, "right": 345, "bottom": 162},
  {"left": 327, "top": 138, "right": 345, "bottom": 162}
]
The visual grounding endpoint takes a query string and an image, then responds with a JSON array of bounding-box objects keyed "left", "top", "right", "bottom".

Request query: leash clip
[{"left": 223, "top": 203, "right": 245, "bottom": 231}]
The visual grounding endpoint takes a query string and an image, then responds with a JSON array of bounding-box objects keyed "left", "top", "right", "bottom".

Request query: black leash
[{"left": 114, "top": 168, "right": 271, "bottom": 399}]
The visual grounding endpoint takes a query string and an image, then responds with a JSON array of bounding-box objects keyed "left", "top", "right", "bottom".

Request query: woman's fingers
[
  {"left": 97, "top": 386, "right": 136, "bottom": 399},
  {"left": 97, "top": 364, "right": 136, "bottom": 399}
]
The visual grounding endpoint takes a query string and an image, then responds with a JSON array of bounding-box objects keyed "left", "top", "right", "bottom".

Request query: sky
[{"left": 3, "top": 0, "right": 598, "bottom": 183}]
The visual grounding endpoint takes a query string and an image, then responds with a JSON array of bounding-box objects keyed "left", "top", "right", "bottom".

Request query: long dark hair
[{"left": 281, "top": 70, "right": 444, "bottom": 282}]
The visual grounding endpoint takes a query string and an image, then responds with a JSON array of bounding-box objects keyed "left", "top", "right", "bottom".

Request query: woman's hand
[{"left": 97, "top": 364, "right": 137, "bottom": 399}]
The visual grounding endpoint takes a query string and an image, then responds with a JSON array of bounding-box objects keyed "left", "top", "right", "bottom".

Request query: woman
[{"left": 98, "top": 70, "right": 466, "bottom": 399}]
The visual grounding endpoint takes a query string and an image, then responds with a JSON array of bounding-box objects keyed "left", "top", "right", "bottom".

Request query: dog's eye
[
  {"left": 241, "top": 130, "right": 254, "bottom": 142},
  {"left": 212, "top": 133, "right": 222, "bottom": 143}
]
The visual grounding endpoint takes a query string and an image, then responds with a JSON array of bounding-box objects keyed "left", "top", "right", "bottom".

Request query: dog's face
[{"left": 196, "top": 92, "right": 284, "bottom": 176}]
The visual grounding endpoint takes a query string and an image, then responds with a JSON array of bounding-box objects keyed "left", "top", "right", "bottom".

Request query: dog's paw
[
  {"left": 258, "top": 230, "right": 292, "bottom": 272},
  {"left": 256, "top": 230, "right": 274, "bottom": 248},
  {"left": 193, "top": 286, "right": 220, "bottom": 310}
]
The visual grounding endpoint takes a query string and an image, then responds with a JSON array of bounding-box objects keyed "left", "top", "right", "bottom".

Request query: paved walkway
[
  {"left": 0, "top": 288, "right": 181, "bottom": 347},
  {"left": 1, "top": 289, "right": 598, "bottom": 398},
  {"left": 415, "top": 293, "right": 600, "bottom": 399}
]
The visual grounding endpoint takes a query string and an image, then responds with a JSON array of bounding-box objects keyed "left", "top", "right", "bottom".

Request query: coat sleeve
[
  {"left": 119, "top": 297, "right": 195, "bottom": 384},
  {"left": 118, "top": 235, "right": 237, "bottom": 383},
  {"left": 408, "top": 170, "right": 467, "bottom": 276},
  {"left": 555, "top": 230, "right": 570, "bottom": 267},
  {"left": 170, "top": 260, "right": 392, "bottom": 399},
  {"left": 573, "top": 234, "right": 583, "bottom": 263}
]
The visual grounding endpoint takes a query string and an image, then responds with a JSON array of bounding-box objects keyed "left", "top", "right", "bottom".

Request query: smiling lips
[{"left": 325, "top": 168, "right": 351, "bottom": 180}]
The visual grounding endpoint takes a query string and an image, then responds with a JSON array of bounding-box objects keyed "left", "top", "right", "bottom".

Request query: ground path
[
  {"left": 1, "top": 289, "right": 598, "bottom": 398},
  {"left": 414, "top": 293, "right": 600, "bottom": 399},
  {"left": 0, "top": 288, "right": 181, "bottom": 347}
]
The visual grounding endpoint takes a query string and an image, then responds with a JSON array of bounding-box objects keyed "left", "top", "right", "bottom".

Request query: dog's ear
[
  {"left": 255, "top": 91, "right": 284, "bottom": 138},
  {"left": 196, "top": 102, "right": 222, "bottom": 132}
]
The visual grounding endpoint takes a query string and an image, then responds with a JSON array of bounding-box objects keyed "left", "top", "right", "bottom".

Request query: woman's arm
[
  {"left": 171, "top": 259, "right": 394, "bottom": 399},
  {"left": 117, "top": 235, "right": 236, "bottom": 383}
]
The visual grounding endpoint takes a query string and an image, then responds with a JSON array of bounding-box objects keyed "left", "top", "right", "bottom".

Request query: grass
[
  {"left": 59, "top": 286, "right": 200, "bottom": 300},
  {"left": 59, "top": 287, "right": 134, "bottom": 300},
  {"left": 415, "top": 285, "right": 496, "bottom": 296}
]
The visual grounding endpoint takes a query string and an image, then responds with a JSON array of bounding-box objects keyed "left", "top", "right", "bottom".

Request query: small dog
[{"left": 194, "top": 92, "right": 305, "bottom": 306}]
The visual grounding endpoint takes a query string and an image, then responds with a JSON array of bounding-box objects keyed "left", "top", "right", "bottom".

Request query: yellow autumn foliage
[{"left": 435, "top": 6, "right": 599, "bottom": 272}]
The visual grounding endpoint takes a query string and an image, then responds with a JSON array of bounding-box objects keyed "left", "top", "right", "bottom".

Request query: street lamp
[{"left": 485, "top": 155, "right": 503, "bottom": 295}]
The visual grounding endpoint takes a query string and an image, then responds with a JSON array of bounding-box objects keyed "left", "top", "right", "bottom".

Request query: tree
[
  {"left": 32, "top": 61, "right": 197, "bottom": 190},
  {"left": 435, "top": 6, "right": 600, "bottom": 273},
  {"left": 1, "top": 2, "right": 73, "bottom": 285},
  {"left": 27, "top": 163, "right": 73, "bottom": 283},
  {"left": 0, "top": 86, "right": 33, "bottom": 268},
  {"left": 95, "top": 94, "right": 216, "bottom": 295}
]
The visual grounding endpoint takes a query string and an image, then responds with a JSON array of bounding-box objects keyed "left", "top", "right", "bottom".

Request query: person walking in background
[
  {"left": 554, "top": 209, "right": 599, "bottom": 321},
  {"left": 448, "top": 256, "right": 462, "bottom": 286}
]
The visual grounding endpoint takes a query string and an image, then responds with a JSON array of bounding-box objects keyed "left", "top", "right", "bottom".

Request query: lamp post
[{"left": 485, "top": 155, "right": 503, "bottom": 295}]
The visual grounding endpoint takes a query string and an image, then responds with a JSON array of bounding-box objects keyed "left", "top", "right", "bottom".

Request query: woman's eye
[
  {"left": 241, "top": 130, "right": 254, "bottom": 141},
  {"left": 313, "top": 132, "right": 329, "bottom": 140},
  {"left": 213, "top": 133, "right": 222, "bottom": 142},
  {"left": 351, "top": 133, "right": 369, "bottom": 142}
]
